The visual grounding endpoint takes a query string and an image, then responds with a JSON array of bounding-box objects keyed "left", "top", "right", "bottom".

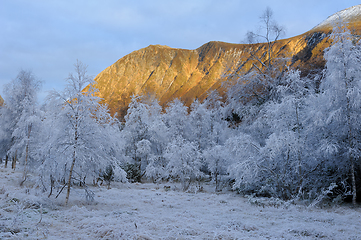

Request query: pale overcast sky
[{"left": 1, "top": 0, "right": 360, "bottom": 101}]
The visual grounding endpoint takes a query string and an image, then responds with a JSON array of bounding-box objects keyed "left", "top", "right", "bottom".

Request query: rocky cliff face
[
  {"left": 92, "top": 5, "right": 361, "bottom": 118},
  {"left": 0, "top": 95, "right": 3, "bottom": 106}
]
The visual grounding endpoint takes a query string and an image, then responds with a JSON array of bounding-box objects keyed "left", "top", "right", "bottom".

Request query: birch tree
[
  {"left": 226, "top": 7, "right": 287, "bottom": 125},
  {"left": 39, "top": 61, "right": 126, "bottom": 204},
  {"left": 316, "top": 20, "right": 361, "bottom": 205},
  {"left": 122, "top": 96, "right": 167, "bottom": 181},
  {"left": 164, "top": 136, "right": 202, "bottom": 191},
  {"left": 242, "top": 7, "right": 286, "bottom": 104},
  {"left": 0, "top": 70, "right": 41, "bottom": 180}
]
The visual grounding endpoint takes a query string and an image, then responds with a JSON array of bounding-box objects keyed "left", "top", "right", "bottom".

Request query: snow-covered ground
[{"left": 0, "top": 167, "right": 360, "bottom": 239}]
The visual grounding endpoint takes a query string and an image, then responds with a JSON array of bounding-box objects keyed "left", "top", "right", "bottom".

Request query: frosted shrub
[
  {"left": 164, "top": 137, "right": 203, "bottom": 191},
  {"left": 226, "top": 133, "right": 260, "bottom": 193}
]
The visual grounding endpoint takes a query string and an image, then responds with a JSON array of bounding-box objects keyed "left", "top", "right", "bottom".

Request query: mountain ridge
[
  {"left": 92, "top": 5, "right": 361, "bottom": 118},
  {"left": 312, "top": 4, "right": 361, "bottom": 31}
]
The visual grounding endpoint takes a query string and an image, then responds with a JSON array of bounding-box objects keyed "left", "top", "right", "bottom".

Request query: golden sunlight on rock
[{"left": 92, "top": 5, "right": 361, "bottom": 119}]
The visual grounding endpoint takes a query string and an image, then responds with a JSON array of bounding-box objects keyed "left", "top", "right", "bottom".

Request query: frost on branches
[
  {"left": 0, "top": 70, "right": 41, "bottom": 181},
  {"left": 1, "top": 18, "right": 361, "bottom": 206},
  {"left": 38, "top": 61, "right": 126, "bottom": 204},
  {"left": 315, "top": 19, "right": 361, "bottom": 205}
]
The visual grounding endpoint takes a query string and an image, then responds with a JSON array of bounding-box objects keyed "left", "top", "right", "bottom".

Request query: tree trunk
[
  {"left": 21, "top": 143, "right": 29, "bottom": 186},
  {"left": 48, "top": 175, "right": 54, "bottom": 198},
  {"left": 25, "top": 143, "right": 28, "bottom": 169},
  {"left": 65, "top": 116, "right": 78, "bottom": 205},
  {"left": 5, "top": 154, "right": 8, "bottom": 168},
  {"left": 215, "top": 171, "right": 219, "bottom": 192},
  {"left": 65, "top": 150, "right": 76, "bottom": 205},
  {"left": 295, "top": 102, "right": 303, "bottom": 194},
  {"left": 23, "top": 124, "right": 32, "bottom": 182},
  {"left": 12, "top": 151, "right": 17, "bottom": 170},
  {"left": 345, "top": 71, "right": 357, "bottom": 206},
  {"left": 350, "top": 156, "right": 357, "bottom": 206}
]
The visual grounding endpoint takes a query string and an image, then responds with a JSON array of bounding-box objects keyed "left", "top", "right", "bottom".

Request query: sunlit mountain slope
[{"left": 92, "top": 5, "right": 361, "bottom": 118}]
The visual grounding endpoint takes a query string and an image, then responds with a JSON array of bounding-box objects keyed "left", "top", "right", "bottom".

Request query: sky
[{"left": 1, "top": 0, "right": 360, "bottom": 102}]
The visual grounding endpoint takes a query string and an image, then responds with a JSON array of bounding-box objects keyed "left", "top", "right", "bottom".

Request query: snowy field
[{"left": 0, "top": 167, "right": 360, "bottom": 240}]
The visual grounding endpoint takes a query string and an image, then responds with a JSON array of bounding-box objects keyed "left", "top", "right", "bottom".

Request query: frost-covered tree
[
  {"left": 144, "top": 117, "right": 170, "bottom": 182},
  {"left": 0, "top": 70, "right": 41, "bottom": 178},
  {"left": 226, "top": 133, "right": 260, "bottom": 194},
  {"left": 245, "top": 6, "right": 287, "bottom": 98},
  {"left": 225, "top": 68, "right": 318, "bottom": 199},
  {"left": 122, "top": 96, "right": 152, "bottom": 181},
  {"left": 189, "top": 97, "right": 230, "bottom": 147},
  {"left": 312, "top": 20, "right": 361, "bottom": 205},
  {"left": 226, "top": 7, "right": 287, "bottom": 125},
  {"left": 39, "top": 61, "right": 126, "bottom": 204},
  {"left": 203, "top": 144, "right": 228, "bottom": 192},
  {"left": 163, "top": 99, "right": 190, "bottom": 141},
  {"left": 189, "top": 100, "right": 214, "bottom": 151},
  {"left": 122, "top": 96, "right": 168, "bottom": 182},
  {"left": 253, "top": 70, "right": 313, "bottom": 199},
  {"left": 164, "top": 137, "right": 202, "bottom": 191},
  {"left": 0, "top": 106, "right": 12, "bottom": 166},
  {"left": 189, "top": 94, "right": 232, "bottom": 190},
  {"left": 11, "top": 95, "right": 42, "bottom": 183}
]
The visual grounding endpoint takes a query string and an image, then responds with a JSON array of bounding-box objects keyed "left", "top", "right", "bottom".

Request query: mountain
[
  {"left": 92, "top": 5, "right": 361, "bottom": 118},
  {"left": 312, "top": 4, "right": 361, "bottom": 31},
  {"left": 0, "top": 95, "right": 3, "bottom": 106}
]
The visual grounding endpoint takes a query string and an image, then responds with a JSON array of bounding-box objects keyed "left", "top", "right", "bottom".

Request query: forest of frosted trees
[{"left": 0, "top": 21, "right": 360, "bottom": 206}]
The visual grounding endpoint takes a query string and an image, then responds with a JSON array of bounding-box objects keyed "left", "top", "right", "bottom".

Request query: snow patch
[{"left": 314, "top": 4, "right": 361, "bottom": 30}]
